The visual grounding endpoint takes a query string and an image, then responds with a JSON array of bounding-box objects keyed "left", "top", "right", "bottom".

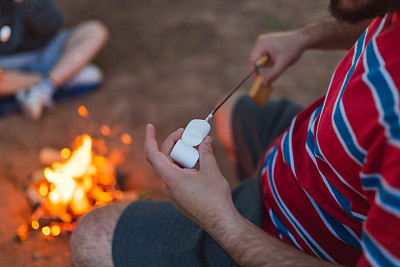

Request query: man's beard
[{"left": 329, "top": 0, "right": 400, "bottom": 24}]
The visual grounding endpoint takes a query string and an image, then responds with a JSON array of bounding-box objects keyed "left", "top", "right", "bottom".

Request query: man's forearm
[
  {"left": 205, "top": 208, "right": 340, "bottom": 267},
  {"left": 298, "top": 17, "right": 371, "bottom": 51}
]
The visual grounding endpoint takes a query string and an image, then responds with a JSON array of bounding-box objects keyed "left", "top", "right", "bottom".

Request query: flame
[
  {"left": 24, "top": 132, "right": 127, "bottom": 239},
  {"left": 42, "top": 134, "right": 121, "bottom": 220},
  {"left": 44, "top": 135, "right": 92, "bottom": 210}
]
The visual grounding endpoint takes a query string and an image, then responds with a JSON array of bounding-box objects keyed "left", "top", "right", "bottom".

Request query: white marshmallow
[
  {"left": 170, "top": 139, "right": 199, "bottom": 168},
  {"left": 170, "top": 119, "right": 211, "bottom": 168},
  {"left": 181, "top": 119, "right": 211, "bottom": 147}
]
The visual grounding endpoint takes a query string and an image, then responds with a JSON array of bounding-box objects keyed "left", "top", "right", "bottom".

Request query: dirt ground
[{"left": 0, "top": 0, "right": 347, "bottom": 266}]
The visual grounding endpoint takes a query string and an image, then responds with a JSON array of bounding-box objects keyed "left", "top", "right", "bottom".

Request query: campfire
[{"left": 16, "top": 107, "right": 135, "bottom": 240}]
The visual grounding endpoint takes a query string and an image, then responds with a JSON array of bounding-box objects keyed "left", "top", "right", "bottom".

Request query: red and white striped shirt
[{"left": 260, "top": 12, "right": 400, "bottom": 266}]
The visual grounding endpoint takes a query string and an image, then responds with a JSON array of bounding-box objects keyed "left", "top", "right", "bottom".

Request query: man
[
  {"left": 0, "top": 0, "right": 108, "bottom": 120},
  {"left": 71, "top": 0, "right": 400, "bottom": 266}
]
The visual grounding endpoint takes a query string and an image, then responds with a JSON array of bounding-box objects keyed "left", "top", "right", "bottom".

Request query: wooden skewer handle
[
  {"left": 249, "top": 54, "right": 274, "bottom": 106},
  {"left": 255, "top": 54, "right": 270, "bottom": 68},
  {"left": 248, "top": 75, "right": 274, "bottom": 106}
]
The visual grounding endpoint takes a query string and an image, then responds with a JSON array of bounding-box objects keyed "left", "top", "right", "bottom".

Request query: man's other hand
[{"left": 248, "top": 30, "right": 307, "bottom": 87}]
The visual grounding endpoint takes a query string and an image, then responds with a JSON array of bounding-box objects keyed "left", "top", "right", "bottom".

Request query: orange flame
[
  {"left": 18, "top": 130, "right": 133, "bottom": 240},
  {"left": 42, "top": 134, "right": 120, "bottom": 221},
  {"left": 18, "top": 131, "right": 130, "bottom": 240},
  {"left": 44, "top": 135, "right": 92, "bottom": 210}
]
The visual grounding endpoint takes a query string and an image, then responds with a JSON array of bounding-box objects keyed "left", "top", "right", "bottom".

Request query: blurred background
[{"left": 0, "top": 0, "right": 346, "bottom": 265}]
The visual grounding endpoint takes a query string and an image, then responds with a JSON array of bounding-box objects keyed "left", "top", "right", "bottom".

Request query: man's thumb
[{"left": 198, "top": 136, "right": 218, "bottom": 170}]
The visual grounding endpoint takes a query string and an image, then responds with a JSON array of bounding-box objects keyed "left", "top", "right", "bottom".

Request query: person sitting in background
[{"left": 0, "top": 0, "right": 108, "bottom": 120}]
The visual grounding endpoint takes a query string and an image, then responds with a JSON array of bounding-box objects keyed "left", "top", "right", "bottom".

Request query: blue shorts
[
  {"left": 0, "top": 29, "right": 71, "bottom": 74},
  {"left": 112, "top": 96, "right": 303, "bottom": 266}
]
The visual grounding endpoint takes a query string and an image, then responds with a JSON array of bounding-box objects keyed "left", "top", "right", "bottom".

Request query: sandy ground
[{"left": 0, "top": 0, "right": 347, "bottom": 266}]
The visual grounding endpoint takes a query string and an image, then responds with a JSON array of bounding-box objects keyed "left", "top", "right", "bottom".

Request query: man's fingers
[
  {"left": 161, "top": 128, "right": 184, "bottom": 155},
  {"left": 262, "top": 59, "right": 284, "bottom": 86},
  {"left": 198, "top": 136, "right": 219, "bottom": 172},
  {"left": 145, "top": 123, "right": 170, "bottom": 165},
  {"left": 145, "top": 124, "right": 183, "bottom": 179},
  {"left": 248, "top": 52, "right": 263, "bottom": 79},
  {"left": 145, "top": 124, "right": 157, "bottom": 153},
  {"left": 145, "top": 124, "right": 160, "bottom": 163}
]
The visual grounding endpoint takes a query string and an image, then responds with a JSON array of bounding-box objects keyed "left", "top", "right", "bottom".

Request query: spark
[
  {"left": 61, "top": 148, "right": 71, "bottom": 159},
  {"left": 100, "top": 125, "right": 111, "bottom": 136},
  {"left": 121, "top": 133, "right": 132, "bottom": 145},
  {"left": 31, "top": 221, "right": 39, "bottom": 230},
  {"left": 78, "top": 106, "right": 89, "bottom": 118},
  {"left": 42, "top": 226, "right": 51, "bottom": 236}
]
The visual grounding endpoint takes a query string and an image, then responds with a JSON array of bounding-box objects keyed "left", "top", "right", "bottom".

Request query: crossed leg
[{"left": 48, "top": 20, "right": 108, "bottom": 87}]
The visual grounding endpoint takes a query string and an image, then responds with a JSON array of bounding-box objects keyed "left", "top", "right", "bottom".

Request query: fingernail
[{"left": 204, "top": 136, "right": 213, "bottom": 146}]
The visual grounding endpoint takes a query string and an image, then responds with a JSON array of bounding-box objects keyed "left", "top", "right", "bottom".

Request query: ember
[{"left": 17, "top": 131, "right": 131, "bottom": 240}]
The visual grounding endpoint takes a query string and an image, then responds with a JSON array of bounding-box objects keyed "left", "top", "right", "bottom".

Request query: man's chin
[{"left": 329, "top": 0, "right": 400, "bottom": 24}]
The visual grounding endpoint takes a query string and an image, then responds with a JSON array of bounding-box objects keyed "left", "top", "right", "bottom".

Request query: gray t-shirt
[{"left": 0, "top": 0, "right": 62, "bottom": 54}]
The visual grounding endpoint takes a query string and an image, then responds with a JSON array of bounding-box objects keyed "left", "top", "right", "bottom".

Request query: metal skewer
[{"left": 205, "top": 54, "right": 269, "bottom": 122}]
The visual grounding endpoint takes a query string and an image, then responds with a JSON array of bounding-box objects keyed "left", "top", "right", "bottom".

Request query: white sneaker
[
  {"left": 66, "top": 64, "right": 103, "bottom": 88},
  {"left": 16, "top": 79, "right": 55, "bottom": 120}
]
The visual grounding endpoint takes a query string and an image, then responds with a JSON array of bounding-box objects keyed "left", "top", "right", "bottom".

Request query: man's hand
[
  {"left": 248, "top": 18, "right": 370, "bottom": 87},
  {"left": 145, "top": 124, "right": 237, "bottom": 230},
  {"left": 145, "top": 124, "right": 338, "bottom": 266},
  {"left": 249, "top": 30, "right": 307, "bottom": 87}
]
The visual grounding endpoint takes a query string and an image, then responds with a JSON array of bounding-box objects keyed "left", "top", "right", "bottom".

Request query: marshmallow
[
  {"left": 170, "top": 119, "right": 211, "bottom": 168},
  {"left": 170, "top": 139, "right": 199, "bottom": 168},
  {"left": 181, "top": 119, "right": 211, "bottom": 146}
]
